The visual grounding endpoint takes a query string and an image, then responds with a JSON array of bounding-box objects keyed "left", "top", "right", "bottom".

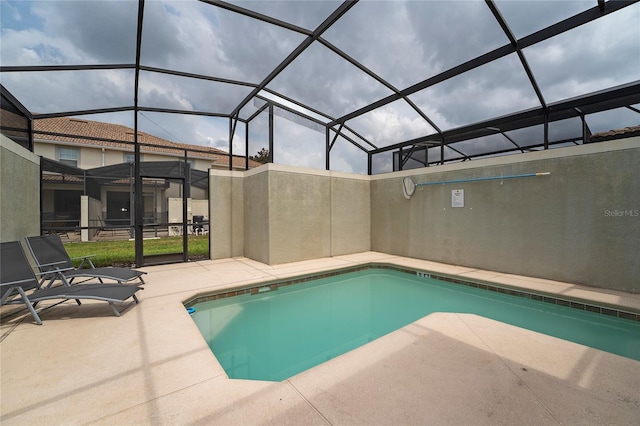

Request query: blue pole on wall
[{"left": 402, "top": 172, "right": 551, "bottom": 199}]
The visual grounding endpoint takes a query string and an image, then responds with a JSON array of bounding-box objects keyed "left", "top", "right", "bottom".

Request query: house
[{"left": 33, "top": 117, "right": 259, "bottom": 239}]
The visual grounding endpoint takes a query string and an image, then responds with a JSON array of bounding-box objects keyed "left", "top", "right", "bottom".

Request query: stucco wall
[
  {"left": 209, "top": 170, "right": 245, "bottom": 260},
  {"left": 208, "top": 140, "right": 638, "bottom": 292},
  {"left": 330, "top": 174, "right": 371, "bottom": 256},
  {"left": 268, "top": 168, "right": 332, "bottom": 264},
  {"left": 1, "top": 135, "right": 40, "bottom": 242},
  {"left": 87, "top": 196, "right": 102, "bottom": 241},
  {"left": 242, "top": 168, "right": 270, "bottom": 263},
  {"left": 371, "top": 140, "right": 640, "bottom": 292},
  {"left": 210, "top": 164, "right": 371, "bottom": 265}
]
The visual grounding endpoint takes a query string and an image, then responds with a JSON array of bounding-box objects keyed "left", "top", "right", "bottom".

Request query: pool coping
[
  {"left": 3, "top": 254, "right": 639, "bottom": 425},
  {"left": 183, "top": 262, "right": 640, "bottom": 322}
]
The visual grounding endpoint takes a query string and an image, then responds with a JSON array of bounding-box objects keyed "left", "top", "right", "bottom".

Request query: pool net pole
[{"left": 414, "top": 172, "right": 550, "bottom": 187}]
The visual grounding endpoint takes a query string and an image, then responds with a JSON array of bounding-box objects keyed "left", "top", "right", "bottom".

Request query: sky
[{"left": 1, "top": 0, "right": 639, "bottom": 174}]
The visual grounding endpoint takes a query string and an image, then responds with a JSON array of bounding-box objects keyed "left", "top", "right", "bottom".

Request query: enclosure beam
[
  {"left": 257, "top": 90, "right": 378, "bottom": 151},
  {"left": 330, "top": 0, "right": 635, "bottom": 126},
  {"left": 544, "top": 112, "right": 549, "bottom": 149},
  {"left": 319, "top": 37, "right": 442, "bottom": 137},
  {"left": 139, "top": 65, "right": 257, "bottom": 87},
  {"left": 269, "top": 104, "right": 274, "bottom": 163},
  {"left": 245, "top": 121, "right": 250, "bottom": 170},
  {"left": 372, "top": 81, "right": 640, "bottom": 156},
  {"left": 229, "top": 1, "right": 358, "bottom": 118},
  {"left": 201, "top": 0, "right": 313, "bottom": 36},
  {"left": 0, "top": 64, "right": 135, "bottom": 73},
  {"left": 133, "top": 0, "right": 145, "bottom": 267},
  {"left": 485, "top": 0, "right": 547, "bottom": 110},
  {"left": 229, "top": 114, "right": 240, "bottom": 171},
  {"left": 326, "top": 128, "right": 330, "bottom": 171},
  {"left": 183, "top": 152, "right": 190, "bottom": 262},
  {"left": 1, "top": 84, "right": 34, "bottom": 151}
]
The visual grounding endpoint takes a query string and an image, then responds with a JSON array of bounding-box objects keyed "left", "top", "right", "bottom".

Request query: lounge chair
[
  {"left": 1, "top": 241, "right": 142, "bottom": 325},
  {"left": 96, "top": 216, "right": 129, "bottom": 237},
  {"left": 25, "top": 234, "right": 146, "bottom": 287}
]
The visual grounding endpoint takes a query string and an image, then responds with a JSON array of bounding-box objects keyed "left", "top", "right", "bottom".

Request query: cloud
[
  {"left": 495, "top": 0, "right": 595, "bottom": 39},
  {"left": 329, "top": 136, "right": 368, "bottom": 175},
  {"left": 140, "top": 0, "right": 306, "bottom": 84},
  {"left": 0, "top": 1, "right": 22, "bottom": 23},
  {"left": 407, "top": 53, "right": 540, "bottom": 130},
  {"left": 32, "top": 0, "right": 137, "bottom": 63},
  {"left": 273, "top": 116, "right": 325, "bottom": 169},
  {"left": 230, "top": 0, "right": 342, "bottom": 31},
  {"left": 1, "top": 0, "right": 638, "bottom": 175},
  {"left": 268, "top": 41, "right": 394, "bottom": 118},
  {"left": 323, "top": 1, "right": 508, "bottom": 89},
  {"left": 138, "top": 71, "right": 254, "bottom": 113},
  {"left": 524, "top": 4, "right": 640, "bottom": 103},
  {"left": 0, "top": 26, "right": 83, "bottom": 65},
  {"left": 346, "top": 100, "right": 436, "bottom": 147},
  {"left": 2, "top": 69, "right": 135, "bottom": 113}
]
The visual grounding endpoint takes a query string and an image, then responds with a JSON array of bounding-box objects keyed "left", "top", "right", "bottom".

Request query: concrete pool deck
[{"left": 1, "top": 252, "right": 639, "bottom": 425}]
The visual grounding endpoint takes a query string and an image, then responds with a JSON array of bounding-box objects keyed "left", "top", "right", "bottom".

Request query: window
[
  {"left": 58, "top": 147, "right": 79, "bottom": 167},
  {"left": 124, "top": 153, "right": 136, "bottom": 163},
  {"left": 187, "top": 158, "right": 195, "bottom": 168}
]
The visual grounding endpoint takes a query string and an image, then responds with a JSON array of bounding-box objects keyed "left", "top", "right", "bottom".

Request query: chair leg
[
  {"left": 1, "top": 287, "right": 43, "bottom": 325},
  {"left": 18, "top": 288, "right": 43, "bottom": 325},
  {"left": 108, "top": 295, "right": 139, "bottom": 317},
  {"left": 108, "top": 302, "right": 121, "bottom": 317}
]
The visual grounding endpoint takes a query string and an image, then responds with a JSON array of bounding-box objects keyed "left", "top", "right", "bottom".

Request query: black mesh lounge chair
[
  {"left": 25, "top": 234, "right": 146, "bottom": 287},
  {"left": 1, "top": 241, "right": 142, "bottom": 325}
]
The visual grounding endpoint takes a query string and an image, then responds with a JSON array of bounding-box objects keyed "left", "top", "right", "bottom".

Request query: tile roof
[
  {"left": 589, "top": 125, "right": 640, "bottom": 142},
  {"left": 33, "top": 117, "right": 259, "bottom": 169},
  {"left": 41, "top": 173, "right": 84, "bottom": 183}
]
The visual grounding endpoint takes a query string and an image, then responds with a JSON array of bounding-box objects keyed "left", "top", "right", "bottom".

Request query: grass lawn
[{"left": 63, "top": 235, "right": 209, "bottom": 267}]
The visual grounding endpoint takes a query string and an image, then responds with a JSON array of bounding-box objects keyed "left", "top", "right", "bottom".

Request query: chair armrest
[
  {"left": 69, "top": 255, "right": 97, "bottom": 260},
  {"left": 35, "top": 260, "right": 72, "bottom": 270},
  {"left": 70, "top": 255, "right": 96, "bottom": 269},
  {"left": 34, "top": 265, "right": 75, "bottom": 288},
  {"left": 1, "top": 278, "right": 35, "bottom": 286},
  {"left": 34, "top": 266, "right": 74, "bottom": 275}
]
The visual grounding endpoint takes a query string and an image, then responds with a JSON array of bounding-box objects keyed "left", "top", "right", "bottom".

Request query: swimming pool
[{"left": 190, "top": 268, "right": 640, "bottom": 381}]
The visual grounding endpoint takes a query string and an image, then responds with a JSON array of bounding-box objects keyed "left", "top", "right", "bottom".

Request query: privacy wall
[
  {"left": 209, "top": 170, "right": 245, "bottom": 260},
  {"left": 209, "top": 164, "right": 371, "bottom": 265},
  {"left": 210, "top": 140, "right": 638, "bottom": 293},
  {"left": 0, "top": 135, "right": 40, "bottom": 242},
  {"left": 371, "top": 139, "right": 639, "bottom": 293}
]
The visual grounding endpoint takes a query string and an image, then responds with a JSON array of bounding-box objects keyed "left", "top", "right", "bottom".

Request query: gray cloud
[
  {"left": 267, "top": 41, "right": 394, "bottom": 118},
  {"left": 524, "top": 5, "right": 640, "bottom": 103},
  {"left": 140, "top": 1, "right": 306, "bottom": 84},
  {"left": 138, "top": 71, "right": 254, "bottom": 113},
  {"left": 323, "top": 1, "right": 508, "bottom": 89},
  {"left": 34, "top": 0, "right": 138, "bottom": 63},
  {"left": 1, "top": 69, "right": 134, "bottom": 113},
  {"left": 495, "top": 0, "right": 595, "bottom": 39},
  {"left": 229, "top": 0, "right": 342, "bottom": 30},
  {"left": 1, "top": 0, "right": 638, "bottom": 175},
  {"left": 408, "top": 52, "right": 541, "bottom": 129}
]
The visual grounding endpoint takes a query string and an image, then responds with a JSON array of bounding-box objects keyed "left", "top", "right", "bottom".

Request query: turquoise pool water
[{"left": 191, "top": 269, "right": 640, "bottom": 381}]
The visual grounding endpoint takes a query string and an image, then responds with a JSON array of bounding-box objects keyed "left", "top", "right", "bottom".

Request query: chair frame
[
  {"left": 1, "top": 241, "right": 142, "bottom": 325},
  {"left": 25, "top": 234, "right": 146, "bottom": 287}
]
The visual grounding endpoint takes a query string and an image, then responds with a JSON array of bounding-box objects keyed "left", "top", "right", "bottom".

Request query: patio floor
[{"left": 1, "top": 252, "right": 639, "bottom": 425}]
